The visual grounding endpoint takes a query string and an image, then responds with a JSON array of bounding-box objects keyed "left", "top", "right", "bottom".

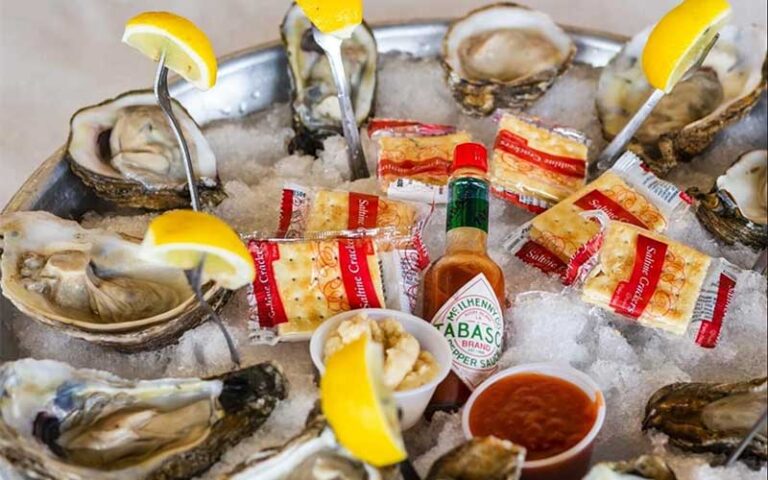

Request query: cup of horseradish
[
  {"left": 462, "top": 363, "right": 606, "bottom": 480},
  {"left": 310, "top": 308, "right": 452, "bottom": 430}
]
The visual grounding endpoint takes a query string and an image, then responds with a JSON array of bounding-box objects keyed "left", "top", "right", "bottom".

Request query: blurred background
[{"left": 0, "top": 0, "right": 766, "bottom": 206}]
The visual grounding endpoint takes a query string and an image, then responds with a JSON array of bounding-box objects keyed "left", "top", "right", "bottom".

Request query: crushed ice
[{"left": 5, "top": 55, "right": 766, "bottom": 480}]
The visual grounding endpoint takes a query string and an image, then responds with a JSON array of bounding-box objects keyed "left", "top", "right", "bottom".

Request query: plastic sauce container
[
  {"left": 462, "top": 363, "right": 606, "bottom": 480},
  {"left": 309, "top": 308, "right": 452, "bottom": 430}
]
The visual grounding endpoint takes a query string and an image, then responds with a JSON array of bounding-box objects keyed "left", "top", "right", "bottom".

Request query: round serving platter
[{"left": 0, "top": 21, "right": 630, "bottom": 360}]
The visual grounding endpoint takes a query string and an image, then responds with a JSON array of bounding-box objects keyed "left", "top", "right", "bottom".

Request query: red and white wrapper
[
  {"left": 246, "top": 232, "right": 425, "bottom": 344},
  {"left": 276, "top": 184, "right": 431, "bottom": 268},
  {"left": 691, "top": 259, "right": 741, "bottom": 349},
  {"left": 365, "top": 118, "right": 470, "bottom": 204},
  {"left": 505, "top": 152, "right": 690, "bottom": 285}
]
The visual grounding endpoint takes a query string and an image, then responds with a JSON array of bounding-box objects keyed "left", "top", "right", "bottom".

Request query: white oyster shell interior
[
  {"left": 68, "top": 92, "right": 217, "bottom": 189},
  {"left": 0, "top": 359, "right": 223, "bottom": 479},
  {"left": 0, "top": 211, "right": 196, "bottom": 332},
  {"left": 717, "top": 150, "right": 768, "bottom": 225},
  {"left": 444, "top": 5, "right": 573, "bottom": 84}
]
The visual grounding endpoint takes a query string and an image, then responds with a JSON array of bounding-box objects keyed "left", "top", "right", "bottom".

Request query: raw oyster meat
[
  {"left": 442, "top": 3, "right": 575, "bottom": 116},
  {"left": 282, "top": 3, "right": 377, "bottom": 155},
  {"left": 0, "top": 211, "right": 229, "bottom": 351},
  {"left": 425, "top": 436, "right": 526, "bottom": 480},
  {"left": 0, "top": 359, "right": 286, "bottom": 480},
  {"left": 220, "top": 411, "right": 383, "bottom": 479},
  {"left": 583, "top": 456, "right": 677, "bottom": 480},
  {"left": 643, "top": 377, "right": 767, "bottom": 468},
  {"left": 67, "top": 90, "right": 223, "bottom": 210},
  {"left": 690, "top": 149, "right": 768, "bottom": 250},
  {"left": 596, "top": 25, "right": 767, "bottom": 175}
]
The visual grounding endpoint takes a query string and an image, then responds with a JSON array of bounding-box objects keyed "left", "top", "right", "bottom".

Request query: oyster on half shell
[
  {"left": 0, "top": 359, "right": 286, "bottom": 480},
  {"left": 597, "top": 25, "right": 767, "bottom": 175},
  {"left": 282, "top": 3, "right": 377, "bottom": 155},
  {"left": 690, "top": 149, "right": 768, "bottom": 250},
  {"left": 425, "top": 436, "right": 526, "bottom": 480},
  {"left": 583, "top": 456, "right": 677, "bottom": 480},
  {"left": 643, "top": 377, "right": 767, "bottom": 469},
  {"left": 0, "top": 211, "right": 229, "bottom": 351},
  {"left": 67, "top": 90, "right": 223, "bottom": 210},
  {"left": 442, "top": 3, "right": 575, "bottom": 116}
]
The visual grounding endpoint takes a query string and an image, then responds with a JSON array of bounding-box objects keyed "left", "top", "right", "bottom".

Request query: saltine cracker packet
[
  {"left": 581, "top": 222, "right": 740, "bottom": 347},
  {"left": 365, "top": 119, "right": 472, "bottom": 203},
  {"left": 247, "top": 233, "right": 424, "bottom": 344},
  {"left": 491, "top": 112, "right": 589, "bottom": 213},
  {"left": 505, "top": 152, "right": 692, "bottom": 284},
  {"left": 277, "top": 184, "right": 431, "bottom": 238}
]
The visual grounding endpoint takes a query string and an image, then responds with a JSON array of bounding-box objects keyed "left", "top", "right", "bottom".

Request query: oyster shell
[
  {"left": 220, "top": 411, "right": 382, "bottom": 480},
  {"left": 583, "top": 455, "right": 677, "bottom": 480},
  {"left": 690, "top": 149, "right": 768, "bottom": 250},
  {"left": 596, "top": 25, "right": 767, "bottom": 175},
  {"left": 67, "top": 90, "right": 223, "bottom": 210},
  {"left": 0, "top": 211, "right": 228, "bottom": 351},
  {"left": 425, "top": 436, "right": 526, "bottom": 480},
  {"left": 442, "top": 3, "right": 575, "bottom": 116},
  {"left": 643, "top": 377, "right": 767, "bottom": 468},
  {"left": 0, "top": 359, "right": 286, "bottom": 480},
  {"left": 282, "top": 3, "right": 377, "bottom": 155}
]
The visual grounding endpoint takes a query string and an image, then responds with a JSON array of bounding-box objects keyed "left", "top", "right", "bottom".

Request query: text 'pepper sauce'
[{"left": 468, "top": 373, "right": 599, "bottom": 461}]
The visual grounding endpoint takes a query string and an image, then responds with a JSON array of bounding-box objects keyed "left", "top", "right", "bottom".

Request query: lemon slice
[
  {"left": 320, "top": 336, "right": 407, "bottom": 467},
  {"left": 296, "top": 0, "right": 362, "bottom": 35},
  {"left": 642, "top": 0, "right": 731, "bottom": 92},
  {"left": 123, "top": 11, "right": 217, "bottom": 90},
  {"left": 141, "top": 210, "right": 254, "bottom": 290}
]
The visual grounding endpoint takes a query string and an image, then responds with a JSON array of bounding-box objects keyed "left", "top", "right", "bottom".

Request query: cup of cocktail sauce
[{"left": 462, "top": 363, "right": 605, "bottom": 480}]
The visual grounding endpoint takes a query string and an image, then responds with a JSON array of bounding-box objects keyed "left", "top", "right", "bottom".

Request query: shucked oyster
[
  {"left": 690, "top": 150, "right": 768, "bottom": 250},
  {"left": 597, "top": 25, "right": 767, "bottom": 175},
  {"left": 442, "top": 3, "right": 575, "bottom": 116},
  {"left": 0, "top": 359, "right": 286, "bottom": 480},
  {"left": 643, "top": 377, "right": 768, "bottom": 468},
  {"left": 220, "top": 411, "right": 382, "bottom": 480},
  {"left": 282, "top": 3, "right": 377, "bottom": 155},
  {"left": 67, "top": 90, "right": 223, "bottom": 210},
  {"left": 0, "top": 211, "right": 228, "bottom": 351},
  {"left": 583, "top": 456, "right": 677, "bottom": 480},
  {"left": 425, "top": 436, "right": 526, "bottom": 480}
]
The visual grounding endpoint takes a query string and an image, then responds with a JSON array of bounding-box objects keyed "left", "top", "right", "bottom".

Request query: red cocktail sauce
[{"left": 468, "top": 373, "right": 599, "bottom": 461}]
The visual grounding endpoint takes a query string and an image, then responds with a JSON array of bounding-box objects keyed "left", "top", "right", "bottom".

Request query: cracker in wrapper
[
  {"left": 505, "top": 152, "right": 692, "bottom": 284},
  {"left": 247, "top": 234, "right": 424, "bottom": 343},
  {"left": 277, "top": 184, "right": 430, "bottom": 239},
  {"left": 582, "top": 222, "right": 710, "bottom": 335},
  {"left": 366, "top": 119, "right": 472, "bottom": 203},
  {"left": 581, "top": 221, "right": 739, "bottom": 347},
  {"left": 491, "top": 113, "right": 589, "bottom": 213}
]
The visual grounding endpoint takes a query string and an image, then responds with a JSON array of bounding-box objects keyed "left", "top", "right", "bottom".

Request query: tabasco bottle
[{"left": 423, "top": 143, "right": 505, "bottom": 411}]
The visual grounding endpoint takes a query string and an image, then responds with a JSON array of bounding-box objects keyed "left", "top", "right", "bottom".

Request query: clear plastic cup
[
  {"left": 309, "top": 308, "right": 452, "bottom": 430},
  {"left": 462, "top": 363, "right": 606, "bottom": 480}
]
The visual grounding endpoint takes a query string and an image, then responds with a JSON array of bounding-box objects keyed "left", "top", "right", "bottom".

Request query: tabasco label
[{"left": 430, "top": 273, "right": 504, "bottom": 390}]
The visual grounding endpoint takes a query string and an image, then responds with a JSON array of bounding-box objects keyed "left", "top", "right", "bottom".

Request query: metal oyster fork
[
  {"left": 312, "top": 28, "right": 370, "bottom": 180},
  {"left": 153, "top": 52, "right": 240, "bottom": 367}
]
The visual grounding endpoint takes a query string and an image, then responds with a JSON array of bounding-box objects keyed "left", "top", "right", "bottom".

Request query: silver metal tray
[{"left": 0, "top": 21, "right": 629, "bottom": 359}]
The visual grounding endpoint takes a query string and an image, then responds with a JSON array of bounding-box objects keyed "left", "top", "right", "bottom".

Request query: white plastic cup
[
  {"left": 462, "top": 363, "right": 606, "bottom": 480},
  {"left": 309, "top": 308, "right": 452, "bottom": 430}
]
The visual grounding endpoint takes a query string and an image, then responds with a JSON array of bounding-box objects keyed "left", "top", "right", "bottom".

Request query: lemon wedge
[
  {"left": 320, "top": 336, "right": 407, "bottom": 467},
  {"left": 642, "top": 0, "right": 731, "bottom": 92},
  {"left": 296, "top": 0, "right": 362, "bottom": 36},
  {"left": 123, "top": 11, "right": 217, "bottom": 90},
  {"left": 141, "top": 210, "right": 254, "bottom": 290}
]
